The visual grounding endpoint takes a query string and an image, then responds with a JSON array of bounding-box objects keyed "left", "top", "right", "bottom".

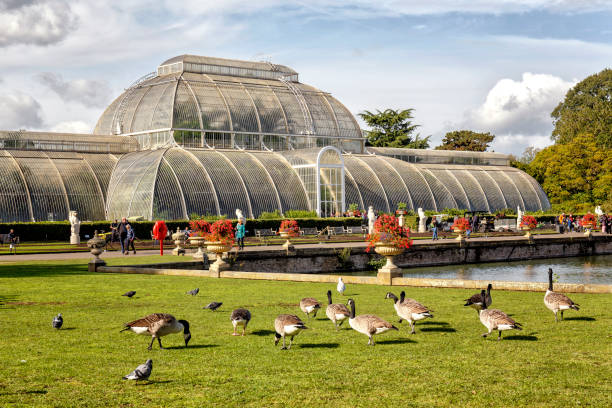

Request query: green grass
[{"left": 1, "top": 258, "right": 610, "bottom": 407}]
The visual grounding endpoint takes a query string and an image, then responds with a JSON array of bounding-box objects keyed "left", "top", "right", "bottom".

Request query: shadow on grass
[
  {"left": 419, "top": 321, "right": 450, "bottom": 326},
  {"left": 299, "top": 342, "right": 339, "bottom": 349},
  {"left": 563, "top": 316, "right": 596, "bottom": 321},
  {"left": 250, "top": 329, "right": 275, "bottom": 336},
  {"left": 0, "top": 294, "right": 19, "bottom": 309},
  {"left": 503, "top": 334, "right": 538, "bottom": 341},
  {"left": 0, "top": 389, "right": 47, "bottom": 396},
  {"left": 137, "top": 380, "right": 173, "bottom": 386},
  {"left": 0, "top": 262, "right": 93, "bottom": 278},
  {"left": 165, "top": 344, "right": 219, "bottom": 350},
  {"left": 420, "top": 327, "right": 457, "bottom": 333},
  {"left": 376, "top": 338, "right": 416, "bottom": 345},
  {"left": 59, "top": 327, "right": 77, "bottom": 331}
]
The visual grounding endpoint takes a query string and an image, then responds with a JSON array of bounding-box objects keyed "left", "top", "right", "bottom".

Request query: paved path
[{"left": 0, "top": 232, "right": 601, "bottom": 262}]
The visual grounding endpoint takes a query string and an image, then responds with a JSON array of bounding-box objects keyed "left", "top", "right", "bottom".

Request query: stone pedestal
[
  {"left": 206, "top": 242, "right": 232, "bottom": 277},
  {"left": 70, "top": 234, "right": 80, "bottom": 245},
  {"left": 172, "top": 228, "right": 186, "bottom": 256},
  {"left": 377, "top": 268, "right": 402, "bottom": 285},
  {"left": 280, "top": 232, "right": 294, "bottom": 251},
  {"left": 88, "top": 258, "right": 106, "bottom": 272},
  {"left": 374, "top": 243, "right": 404, "bottom": 286},
  {"left": 87, "top": 231, "right": 106, "bottom": 272}
]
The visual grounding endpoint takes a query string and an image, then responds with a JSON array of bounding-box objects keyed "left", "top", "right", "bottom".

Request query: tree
[
  {"left": 551, "top": 68, "right": 612, "bottom": 148},
  {"left": 528, "top": 133, "right": 612, "bottom": 208},
  {"left": 510, "top": 146, "right": 541, "bottom": 172},
  {"left": 359, "top": 108, "right": 430, "bottom": 148},
  {"left": 435, "top": 130, "right": 495, "bottom": 152}
]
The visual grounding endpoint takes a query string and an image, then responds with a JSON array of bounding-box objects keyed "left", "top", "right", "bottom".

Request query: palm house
[{"left": 0, "top": 55, "right": 550, "bottom": 222}]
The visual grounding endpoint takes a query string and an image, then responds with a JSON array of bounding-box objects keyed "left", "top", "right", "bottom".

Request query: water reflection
[{"left": 398, "top": 255, "right": 612, "bottom": 284}]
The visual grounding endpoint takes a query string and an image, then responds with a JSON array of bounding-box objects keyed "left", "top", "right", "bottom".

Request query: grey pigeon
[
  {"left": 122, "top": 359, "right": 152, "bottom": 381},
  {"left": 52, "top": 313, "right": 63, "bottom": 329},
  {"left": 204, "top": 302, "right": 223, "bottom": 311},
  {"left": 122, "top": 291, "right": 136, "bottom": 298},
  {"left": 186, "top": 288, "right": 199, "bottom": 296}
]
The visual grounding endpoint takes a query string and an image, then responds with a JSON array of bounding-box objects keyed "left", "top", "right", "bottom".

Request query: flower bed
[
  {"left": 189, "top": 220, "right": 210, "bottom": 237},
  {"left": 279, "top": 219, "right": 300, "bottom": 237},
  {"left": 580, "top": 213, "right": 597, "bottom": 229},
  {"left": 451, "top": 217, "right": 471, "bottom": 232},
  {"left": 366, "top": 214, "right": 412, "bottom": 252},
  {"left": 204, "top": 219, "right": 235, "bottom": 245},
  {"left": 519, "top": 215, "right": 537, "bottom": 230}
]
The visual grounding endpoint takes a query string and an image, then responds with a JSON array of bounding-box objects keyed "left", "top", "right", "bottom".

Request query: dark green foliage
[
  {"left": 358, "top": 108, "right": 430, "bottom": 148},
  {"left": 283, "top": 210, "right": 318, "bottom": 218},
  {"left": 435, "top": 130, "right": 495, "bottom": 152},
  {"left": 551, "top": 68, "right": 612, "bottom": 148}
]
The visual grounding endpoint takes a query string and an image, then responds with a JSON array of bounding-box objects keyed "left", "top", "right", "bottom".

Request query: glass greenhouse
[{"left": 0, "top": 55, "right": 550, "bottom": 222}]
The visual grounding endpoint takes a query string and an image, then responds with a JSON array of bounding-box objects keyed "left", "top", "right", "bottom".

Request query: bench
[
  {"left": 300, "top": 227, "right": 319, "bottom": 236},
  {"left": 255, "top": 228, "right": 277, "bottom": 245}
]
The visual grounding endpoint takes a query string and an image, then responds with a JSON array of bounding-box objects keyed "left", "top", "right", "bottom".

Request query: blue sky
[{"left": 1, "top": 0, "right": 611, "bottom": 155}]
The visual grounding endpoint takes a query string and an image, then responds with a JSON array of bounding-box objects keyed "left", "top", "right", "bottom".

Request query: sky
[{"left": 1, "top": 0, "right": 611, "bottom": 155}]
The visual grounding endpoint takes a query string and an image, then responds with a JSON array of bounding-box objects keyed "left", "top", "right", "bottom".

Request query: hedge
[{"left": 0, "top": 217, "right": 365, "bottom": 241}]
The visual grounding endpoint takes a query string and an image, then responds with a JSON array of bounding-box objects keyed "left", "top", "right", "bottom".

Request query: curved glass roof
[
  {"left": 105, "top": 148, "right": 549, "bottom": 221},
  {"left": 93, "top": 55, "right": 363, "bottom": 148},
  {"left": 0, "top": 150, "right": 118, "bottom": 222}
]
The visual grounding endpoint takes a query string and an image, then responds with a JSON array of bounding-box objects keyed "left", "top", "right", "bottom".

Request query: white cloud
[
  {"left": 0, "top": 91, "right": 44, "bottom": 129},
  {"left": 453, "top": 72, "right": 577, "bottom": 153},
  {"left": 35, "top": 72, "right": 112, "bottom": 108},
  {"left": 50, "top": 120, "right": 92, "bottom": 134},
  {"left": 0, "top": 0, "right": 78, "bottom": 47}
]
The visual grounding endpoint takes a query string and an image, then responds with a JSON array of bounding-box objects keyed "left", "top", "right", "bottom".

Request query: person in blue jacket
[
  {"left": 124, "top": 224, "right": 136, "bottom": 255},
  {"left": 235, "top": 219, "right": 245, "bottom": 250}
]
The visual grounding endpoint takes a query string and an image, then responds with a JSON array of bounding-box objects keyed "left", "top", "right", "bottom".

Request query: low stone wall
[{"left": 229, "top": 234, "right": 612, "bottom": 273}]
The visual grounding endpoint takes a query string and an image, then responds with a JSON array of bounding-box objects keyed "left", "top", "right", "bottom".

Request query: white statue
[
  {"left": 517, "top": 206, "right": 523, "bottom": 228},
  {"left": 367, "top": 206, "right": 377, "bottom": 235},
  {"left": 69, "top": 210, "right": 80, "bottom": 245},
  {"left": 235, "top": 208, "right": 245, "bottom": 223},
  {"left": 418, "top": 208, "right": 427, "bottom": 233},
  {"left": 595, "top": 206, "right": 603, "bottom": 217}
]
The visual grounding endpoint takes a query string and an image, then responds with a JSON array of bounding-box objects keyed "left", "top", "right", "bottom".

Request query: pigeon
[
  {"left": 186, "top": 288, "right": 199, "bottom": 296},
  {"left": 122, "top": 291, "right": 136, "bottom": 298},
  {"left": 337, "top": 277, "right": 346, "bottom": 296},
  {"left": 122, "top": 359, "right": 153, "bottom": 382},
  {"left": 52, "top": 313, "right": 63, "bottom": 329},
  {"left": 204, "top": 302, "right": 223, "bottom": 311}
]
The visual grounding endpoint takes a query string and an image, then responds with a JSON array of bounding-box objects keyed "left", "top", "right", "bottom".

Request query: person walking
[
  {"left": 235, "top": 219, "right": 245, "bottom": 250},
  {"left": 118, "top": 217, "right": 130, "bottom": 254},
  {"left": 125, "top": 224, "right": 136, "bottom": 255},
  {"left": 431, "top": 218, "right": 438, "bottom": 241},
  {"left": 7, "top": 229, "right": 17, "bottom": 254}
]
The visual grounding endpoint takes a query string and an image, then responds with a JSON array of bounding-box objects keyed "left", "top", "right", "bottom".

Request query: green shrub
[
  {"left": 258, "top": 210, "right": 282, "bottom": 219},
  {"left": 284, "top": 210, "right": 318, "bottom": 218}
]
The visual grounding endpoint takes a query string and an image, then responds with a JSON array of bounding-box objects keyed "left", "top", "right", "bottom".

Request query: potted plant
[
  {"left": 204, "top": 219, "right": 235, "bottom": 274},
  {"left": 396, "top": 202, "right": 408, "bottom": 216},
  {"left": 519, "top": 215, "right": 537, "bottom": 240},
  {"left": 279, "top": 219, "right": 299, "bottom": 250},
  {"left": 451, "top": 217, "right": 471, "bottom": 241},
  {"left": 347, "top": 203, "right": 359, "bottom": 217},
  {"left": 366, "top": 214, "right": 412, "bottom": 283},
  {"left": 188, "top": 220, "right": 210, "bottom": 260},
  {"left": 580, "top": 213, "right": 597, "bottom": 237}
]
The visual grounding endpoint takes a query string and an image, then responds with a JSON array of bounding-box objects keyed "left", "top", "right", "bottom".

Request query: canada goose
[
  {"left": 347, "top": 298, "right": 398, "bottom": 346},
  {"left": 300, "top": 297, "right": 321, "bottom": 319},
  {"left": 385, "top": 292, "right": 433, "bottom": 334},
  {"left": 122, "top": 291, "right": 136, "bottom": 298},
  {"left": 186, "top": 288, "right": 199, "bottom": 296},
  {"left": 326, "top": 290, "right": 350, "bottom": 330},
  {"left": 204, "top": 302, "right": 223, "bottom": 311},
  {"left": 479, "top": 290, "right": 522, "bottom": 340},
  {"left": 121, "top": 313, "right": 191, "bottom": 350},
  {"left": 52, "top": 313, "right": 63, "bottom": 329},
  {"left": 274, "top": 314, "right": 308, "bottom": 349},
  {"left": 337, "top": 277, "right": 346, "bottom": 295},
  {"left": 464, "top": 284, "right": 492, "bottom": 315},
  {"left": 123, "top": 359, "right": 152, "bottom": 382},
  {"left": 544, "top": 268, "right": 580, "bottom": 322},
  {"left": 230, "top": 308, "right": 251, "bottom": 336}
]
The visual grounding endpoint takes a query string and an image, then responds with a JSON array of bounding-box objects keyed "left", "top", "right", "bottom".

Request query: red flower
[
  {"left": 452, "top": 218, "right": 471, "bottom": 232},
  {"left": 279, "top": 219, "right": 300, "bottom": 237},
  {"left": 365, "top": 214, "right": 412, "bottom": 252},
  {"left": 580, "top": 213, "right": 597, "bottom": 228},
  {"left": 519, "top": 215, "right": 537, "bottom": 230}
]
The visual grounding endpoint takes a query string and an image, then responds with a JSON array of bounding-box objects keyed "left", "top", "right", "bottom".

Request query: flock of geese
[{"left": 53, "top": 269, "right": 582, "bottom": 381}]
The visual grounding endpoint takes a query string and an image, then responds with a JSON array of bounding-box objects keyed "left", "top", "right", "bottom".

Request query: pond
[{"left": 351, "top": 255, "right": 612, "bottom": 285}]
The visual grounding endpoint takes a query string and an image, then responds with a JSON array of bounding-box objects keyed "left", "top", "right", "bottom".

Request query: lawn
[{"left": 1, "top": 257, "right": 610, "bottom": 407}]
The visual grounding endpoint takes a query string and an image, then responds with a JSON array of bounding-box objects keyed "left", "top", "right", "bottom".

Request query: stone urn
[
  {"left": 522, "top": 227, "right": 532, "bottom": 240},
  {"left": 87, "top": 230, "right": 106, "bottom": 271},
  {"left": 205, "top": 241, "right": 233, "bottom": 276},
  {"left": 188, "top": 236, "right": 205, "bottom": 260},
  {"left": 374, "top": 242, "right": 404, "bottom": 285},
  {"left": 583, "top": 225, "right": 595, "bottom": 237},
  {"left": 279, "top": 231, "right": 294, "bottom": 251},
  {"left": 453, "top": 228, "right": 466, "bottom": 242},
  {"left": 172, "top": 227, "right": 186, "bottom": 256}
]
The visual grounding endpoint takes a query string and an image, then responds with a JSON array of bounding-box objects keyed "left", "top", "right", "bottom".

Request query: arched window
[{"left": 317, "top": 147, "right": 344, "bottom": 217}]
